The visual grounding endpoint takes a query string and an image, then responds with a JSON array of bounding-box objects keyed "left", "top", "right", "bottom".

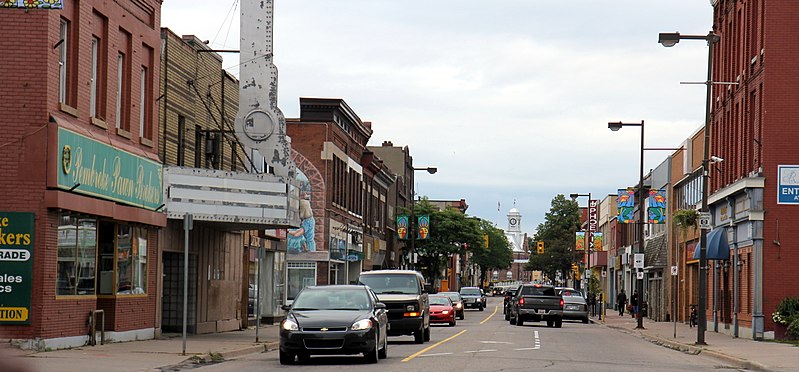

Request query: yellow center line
[
  {"left": 401, "top": 329, "right": 467, "bottom": 362},
  {"left": 480, "top": 304, "right": 499, "bottom": 325}
]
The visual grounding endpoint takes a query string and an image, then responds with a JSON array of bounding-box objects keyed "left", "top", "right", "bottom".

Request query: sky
[{"left": 161, "top": 0, "right": 713, "bottom": 236}]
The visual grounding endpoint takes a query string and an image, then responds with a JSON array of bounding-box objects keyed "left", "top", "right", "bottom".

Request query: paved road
[{"left": 183, "top": 297, "right": 743, "bottom": 372}]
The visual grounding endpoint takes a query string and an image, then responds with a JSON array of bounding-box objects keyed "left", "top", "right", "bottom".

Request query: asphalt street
[{"left": 180, "top": 297, "right": 743, "bottom": 372}]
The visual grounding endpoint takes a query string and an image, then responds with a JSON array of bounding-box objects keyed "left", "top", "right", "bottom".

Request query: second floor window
[
  {"left": 58, "top": 20, "right": 68, "bottom": 105},
  {"left": 90, "top": 37, "right": 99, "bottom": 117},
  {"left": 116, "top": 53, "right": 124, "bottom": 129}
]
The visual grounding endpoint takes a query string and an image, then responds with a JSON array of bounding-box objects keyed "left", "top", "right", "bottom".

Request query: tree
[
  {"left": 470, "top": 219, "right": 513, "bottom": 287},
  {"left": 525, "top": 194, "right": 582, "bottom": 284},
  {"left": 407, "top": 198, "right": 483, "bottom": 285}
]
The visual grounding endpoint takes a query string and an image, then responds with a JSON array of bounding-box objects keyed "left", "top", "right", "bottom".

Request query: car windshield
[
  {"left": 442, "top": 292, "right": 461, "bottom": 301},
  {"left": 292, "top": 288, "right": 370, "bottom": 310},
  {"left": 358, "top": 274, "right": 420, "bottom": 295},
  {"left": 518, "top": 286, "right": 557, "bottom": 296},
  {"left": 460, "top": 288, "right": 481, "bottom": 295},
  {"left": 430, "top": 296, "right": 451, "bottom": 306}
]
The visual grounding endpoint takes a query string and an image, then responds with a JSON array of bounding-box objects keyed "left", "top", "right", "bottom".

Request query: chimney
[{"left": 382, "top": 141, "right": 393, "bottom": 147}]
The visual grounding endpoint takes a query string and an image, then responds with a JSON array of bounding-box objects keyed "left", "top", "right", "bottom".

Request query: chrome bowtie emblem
[{"left": 320, "top": 327, "right": 328, "bottom": 332}]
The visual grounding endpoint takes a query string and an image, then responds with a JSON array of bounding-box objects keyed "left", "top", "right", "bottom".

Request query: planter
[{"left": 775, "top": 323, "right": 788, "bottom": 340}]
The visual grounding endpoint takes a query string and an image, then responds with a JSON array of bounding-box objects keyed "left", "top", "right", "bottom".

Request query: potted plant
[{"left": 772, "top": 297, "right": 799, "bottom": 340}]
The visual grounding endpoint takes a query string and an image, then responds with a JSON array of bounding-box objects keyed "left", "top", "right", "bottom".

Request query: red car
[{"left": 429, "top": 295, "right": 456, "bottom": 326}]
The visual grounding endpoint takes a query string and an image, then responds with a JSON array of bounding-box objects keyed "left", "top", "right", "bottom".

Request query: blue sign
[{"left": 778, "top": 165, "right": 799, "bottom": 204}]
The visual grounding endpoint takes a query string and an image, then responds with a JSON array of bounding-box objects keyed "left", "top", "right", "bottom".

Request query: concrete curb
[
  {"left": 597, "top": 320, "right": 773, "bottom": 372},
  {"left": 209, "top": 340, "right": 279, "bottom": 360}
]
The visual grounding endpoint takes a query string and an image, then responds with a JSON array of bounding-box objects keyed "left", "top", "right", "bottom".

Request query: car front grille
[
  {"left": 302, "top": 327, "right": 347, "bottom": 332},
  {"left": 303, "top": 339, "right": 345, "bottom": 349}
]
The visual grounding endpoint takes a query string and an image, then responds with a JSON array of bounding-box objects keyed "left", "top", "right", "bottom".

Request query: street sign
[
  {"left": 637, "top": 271, "right": 644, "bottom": 279},
  {"left": 671, "top": 266, "right": 678, "bottom": 276},
  {"left": 585, "top": 269, "right": 591, "bottom": 278},
  {"left": 698, "top": 212, "right": 711, "bottom": 230},
  {"left": 633, "top": 253, "right": 644, "bottom": 269}
]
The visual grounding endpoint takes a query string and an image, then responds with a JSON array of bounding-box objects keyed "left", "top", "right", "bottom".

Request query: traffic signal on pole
[
  {"left": 537, "top": 241, "right": 544, "bottom": 254},
  {"left": 483, "top": 234, "right": 489, "bottom": 249}
]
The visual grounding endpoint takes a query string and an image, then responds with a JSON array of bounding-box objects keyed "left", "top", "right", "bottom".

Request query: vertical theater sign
[{"left": 0, "top": 212, "right": 34, "bottom": 324}]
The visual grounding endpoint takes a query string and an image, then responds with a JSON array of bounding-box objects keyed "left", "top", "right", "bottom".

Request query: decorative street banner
[
  {"left": 617, "top": 189, "right": 636, "bottom": 223},
  {"left": 648, "top": 189, "right": 667, "bottom": 224},
  {"left": 396, "top": 215, "right": 409, "bottom": 240},
  {"left": 575, "top": 231, "right": 585, "bottom": 251},
  {"left": 58, "top": 127, "right": 163, "bottom": 210},
  {"left": 593, "top": 232, "right": 603, "bottom": 251},
  {"left": 417, "top": 215, "right": 430, "bottom": 240},
  {"left": 1, "top": 0, "right": 63, "bottom": 8},
  {"left": 0, "top": 212, "right": 34, "bottom": 324}
]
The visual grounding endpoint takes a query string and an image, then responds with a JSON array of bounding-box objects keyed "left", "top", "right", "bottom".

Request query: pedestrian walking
[
  {"left": 616, "top": 289, "right": 627, "bottom": 316},
  {"left": 631, "top": 290, "right": 639, "bottom": 318}
]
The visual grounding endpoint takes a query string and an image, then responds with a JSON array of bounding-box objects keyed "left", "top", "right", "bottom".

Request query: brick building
[{"left": 0, "top": 1, "right": 165, "bottom": 349}]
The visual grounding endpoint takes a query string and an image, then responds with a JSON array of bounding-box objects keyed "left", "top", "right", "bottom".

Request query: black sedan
[{"left": 279, "top": 285, "right": 389, "bottom": 364}]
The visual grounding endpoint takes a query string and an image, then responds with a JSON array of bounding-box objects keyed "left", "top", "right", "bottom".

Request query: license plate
[{"left": 536, "top": 309, "right": 546, "bottom": 314}]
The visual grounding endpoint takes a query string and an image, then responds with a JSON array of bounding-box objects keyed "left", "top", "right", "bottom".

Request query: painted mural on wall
[{"left": 287, "top": 169, "right": 316, "bottom": 254}]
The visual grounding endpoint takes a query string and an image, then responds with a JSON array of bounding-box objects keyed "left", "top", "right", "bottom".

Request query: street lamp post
[
  {"left": 658, "top": 31, "right": 720, "bottom": 345},
  {"left": 608, "top": 120, "right": 645, "bottom": 330},
  {"left": 408, "top": 166, "right": 438, "bottom": 270},
  {"left": 570, "top": 192, "right": 595, "bottom": 318}
]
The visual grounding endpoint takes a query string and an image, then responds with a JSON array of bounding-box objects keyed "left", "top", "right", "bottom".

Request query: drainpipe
[{"left": 729, "top": 196, "right": 739, "bottom": 337}]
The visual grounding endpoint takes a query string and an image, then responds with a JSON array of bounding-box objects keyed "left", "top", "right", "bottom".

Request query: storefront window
[
  {"left": 287, "top": 262, "right": 316, "bottom": 301},
  {"left": 117, "top": 225, "right": 147, "bottom": 294},
  {"left": 57, "top": 214, "right": 97, "bottom": 295}
]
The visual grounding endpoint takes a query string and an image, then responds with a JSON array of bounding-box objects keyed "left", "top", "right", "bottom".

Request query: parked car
[
  {"left": 358, "top": 270, "right": 431, "bottom": 344},
  {"left": 439, "top": 291, "right": 465, "bottom": 319},
  {"left": 429, "top": 295, "right": 457, "bottom": 326},
  {"left": 278, "top": 285, "right": 388, "bottom": 365},
  {"left": 559, "top": 288, "right": 589, "bottom": 323},
  {"left": 460, "top": 287, "right": 487, "bottom": 311},
  {"left": 508, "top": 284, "right": 564, "bottom": 327}
]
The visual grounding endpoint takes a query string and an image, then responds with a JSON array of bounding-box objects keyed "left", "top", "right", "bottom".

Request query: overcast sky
[{"left": 162, "top": 0, "right": 713, "bottom": 235}]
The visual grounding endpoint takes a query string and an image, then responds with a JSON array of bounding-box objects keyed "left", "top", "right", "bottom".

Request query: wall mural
[{"left": 287, "top": 169, "right": 316, "bottom": 254}]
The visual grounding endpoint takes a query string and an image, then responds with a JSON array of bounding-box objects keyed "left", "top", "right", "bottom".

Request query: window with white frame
[
  {"left": 90, "top": 37, "right": 99, "bottom": 117},
  {"left": 116, "top": 53, "right": 124, "bottom": 129},
  {"left": 58, "top": 20, "right": 68, "bottom": 104},
  {"left": 139, "top": 66, "right": 146, "bottom": 136}
]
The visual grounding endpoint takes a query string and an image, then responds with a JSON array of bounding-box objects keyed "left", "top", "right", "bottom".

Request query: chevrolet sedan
[
  {"left": 279, "top": 285, "right": 388, "bottom": 365},
  {"left": 429, "top": 295, "right": 456, "bottom": 326}
]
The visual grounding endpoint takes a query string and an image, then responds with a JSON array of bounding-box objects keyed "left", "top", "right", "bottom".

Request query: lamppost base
[{"left": 694, "top": 341, "right": 707, "bottom": 346}]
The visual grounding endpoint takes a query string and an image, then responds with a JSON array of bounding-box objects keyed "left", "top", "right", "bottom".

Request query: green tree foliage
[
  {"left": 470, "top": 219, "right": 513, "bottom": 286},
  {"left": 407, "top": 199, "right": 483, "bottom": 285},
  {"left": 525, "top": 194, "right": 582, "bottom": 282}
]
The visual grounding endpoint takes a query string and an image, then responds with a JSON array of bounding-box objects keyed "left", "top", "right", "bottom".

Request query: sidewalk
[
  {"left": 593, "top": 311, "right": 799, "bottom": 372},
  {"left": 3, "top": 324, "right": 279, "bottom": 372}
]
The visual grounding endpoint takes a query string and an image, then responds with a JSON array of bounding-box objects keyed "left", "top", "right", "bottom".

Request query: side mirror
[
  {"left": 374, "top": 302, "right": 387, "bottom": 310},
  {"left": 280, "top": 304, "right": 291, "bottom": 311}
]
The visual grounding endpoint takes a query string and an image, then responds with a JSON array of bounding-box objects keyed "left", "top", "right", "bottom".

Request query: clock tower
[{"left": 507, "top": 208, "right": 522, "bottom": 234}]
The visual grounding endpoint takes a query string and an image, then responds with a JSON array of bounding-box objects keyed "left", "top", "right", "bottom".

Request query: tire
[
  {"left": 479, "top": 305, "right": 484, "bottom": 312},
  {"left": 504, "top": 312, "right": 510, "bottom": 321},
  {"left": 546, "top": 320, "right": 553, "bottom": 328},
  {"left": 414, "top": 328, "right": 424, "bottom": 344},
  {"left": 363, "top": 333, "right": 379, "bottom": 364},
  {"left": 582, "top": 317, "right": 589, "bottom": 324},
  {"left": 555, "top": 319, "right": 563, "bottom": 328},
  {"left": 449, "top": 319, "right": 456, "bottom": 327},
  {"left": 423, "top": 326, "right": 431, "bottom": 342},
  {"left": 378, "top": 333, "right": 388, "bottom": 359},
  {"left": 509, "top": 315, "right": 517, "bottom": 325},
  {"left": 279, "top": 350, "right": 294, "bottom": 365},
  {"left": 516, "top": 317, "right": 524, "bottom": 326}
]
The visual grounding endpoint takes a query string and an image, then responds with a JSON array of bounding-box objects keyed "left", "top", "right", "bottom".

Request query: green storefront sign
[
  {"left": 0, "top": 212, "right": 34, "bottom": 324},
  {"left": 57, "top": 127, "right": 162, "bottom": 210}
]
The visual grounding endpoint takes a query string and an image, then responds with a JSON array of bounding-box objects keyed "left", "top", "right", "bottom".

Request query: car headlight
[
  {"left": 442, "top": 310, "right": 450, "bottom": 315},
  {"left": 281, "top": 318, "right": 299, "bottom": 331},
  {"left": 351, "top": 319, "right": 373, "bottom": 331},
  {"left": 406, "top": 304, "right": 417, "bottom": 312},
  {"left": 454, "top": 303, "right": 462, "bottom": 309}
]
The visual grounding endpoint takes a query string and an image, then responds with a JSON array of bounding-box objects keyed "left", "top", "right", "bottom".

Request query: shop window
[
  {"left": 116, "top": 224, "right": 147, "bottom": 294},
  {"left": 57, "top": 214, "right": 97, "bottom": 296},
  {"left": 287, "top": 262, "right": 316, "bottom": 301}
]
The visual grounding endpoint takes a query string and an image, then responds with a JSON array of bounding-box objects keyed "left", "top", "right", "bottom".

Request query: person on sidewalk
[
  {"left": 631, "top": 290, "right": 639, "bottom": 318},
  {"left": 616, "top": 289, "right": 627, "bottom": 316}
]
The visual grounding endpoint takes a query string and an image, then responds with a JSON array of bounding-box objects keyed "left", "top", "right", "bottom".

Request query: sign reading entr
[{"left": 0, "top": 212, "right": 34, "bottom": 324}]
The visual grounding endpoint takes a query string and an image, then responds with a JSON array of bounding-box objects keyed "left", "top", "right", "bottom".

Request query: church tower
[{"left": 506, "top": 207, "right": 523, "bottom": 253}]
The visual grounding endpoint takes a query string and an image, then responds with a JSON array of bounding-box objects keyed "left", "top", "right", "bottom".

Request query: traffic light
[
  {"left": 537, "top": 241, "right": 544, "bottom": 254},
  {"left": 572, "top": 263, "right": 580, "bottom": 278},
  {"left": 483, "top": 234, "right": 489, "bottom": 249}
]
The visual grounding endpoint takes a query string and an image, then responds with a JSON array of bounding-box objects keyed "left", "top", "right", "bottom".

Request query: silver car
[{"left": 559, "top": 288, "right": 589, "bottom": 323}]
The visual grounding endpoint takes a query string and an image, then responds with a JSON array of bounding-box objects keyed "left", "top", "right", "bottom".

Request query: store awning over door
[{"left": 693, "top": 227, "right": 730, "bottom": 260}]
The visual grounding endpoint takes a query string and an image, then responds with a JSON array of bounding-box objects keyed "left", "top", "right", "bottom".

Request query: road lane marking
[
  {"left": 480, "top": 341, "right": 512, "bottom": 344},
  {"left": 401, "top": 329, "right": 467, "bottom": 362},
  {"left": 515, "top": 330, "right": 541, "bottom": 350},
  {"left": 479, "top": 305, "right": 499, "bottom": 324},
  {"left": 463, "top": 349, "right": 497, "bottom": 353},
  {"left": 419, "top": 352, "right": 453, "bottom": 357}
]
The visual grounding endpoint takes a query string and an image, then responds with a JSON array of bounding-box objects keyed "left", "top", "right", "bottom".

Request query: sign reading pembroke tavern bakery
[
  {"left": 0, "top": 212, "right": 34, "bottom": 324},
  {"left": 57, "top": 127, "right": 162, "bottom": 211}
]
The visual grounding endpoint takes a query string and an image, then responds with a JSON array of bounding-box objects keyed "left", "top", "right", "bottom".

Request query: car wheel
[
  {"left": 479, "top": 305, "right": 484, "bottom": 311},
  {"left": 414, "top": 327, "right": 424, "bottom": 344},
  {"left": 509, "top": 315, "right": 516, "bottom": 325},
  {"left": 449, "top": 319, "right": 456, "bottom": 327},
  {"left": 458, "top": 313, "right": 464, "bottom": 320},
  {"left": 504, "top": 312, "right": 510, "bottom": 321},
  {"left": 364, "top": 333, "right": 379, "bottom": 364},
  {"left": 546, "top": 320, "right": 554, "bottom": 328},
  {"left": 555, "top": 319, "right": 563, "bottom": 328},
  {"left": 516, "top": 317, "right": 524, "bottom": 326},
  {"left": 378, "top": 333, "right": 388, "bottom": 359},
  {"left": 582, "top": 317, "right": 589, "bottom": 324},
  {"left": 423, "top": 326, "right": 431, "bottom": 342},
  {"left": 279, "top": 350, "right": 294, "bottom": 365}
]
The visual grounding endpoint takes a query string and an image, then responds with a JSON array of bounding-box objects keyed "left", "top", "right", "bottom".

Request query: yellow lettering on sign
[{"left": 0, "top": 307, "right": 28, "bottom": 321}]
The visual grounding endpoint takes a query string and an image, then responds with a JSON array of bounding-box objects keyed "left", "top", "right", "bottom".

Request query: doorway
[{"left": 161, "top": 252, "right": 197, "bottom": 333}]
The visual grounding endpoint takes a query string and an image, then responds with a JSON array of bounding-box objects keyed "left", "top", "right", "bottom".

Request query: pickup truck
[{"left": 508, "top": 284, "right": 564, "bottom": 328}]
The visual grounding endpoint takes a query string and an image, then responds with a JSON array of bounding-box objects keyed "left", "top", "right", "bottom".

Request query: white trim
[{"left": 708, "top": 177, "right": 765, "bottom": 205}]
